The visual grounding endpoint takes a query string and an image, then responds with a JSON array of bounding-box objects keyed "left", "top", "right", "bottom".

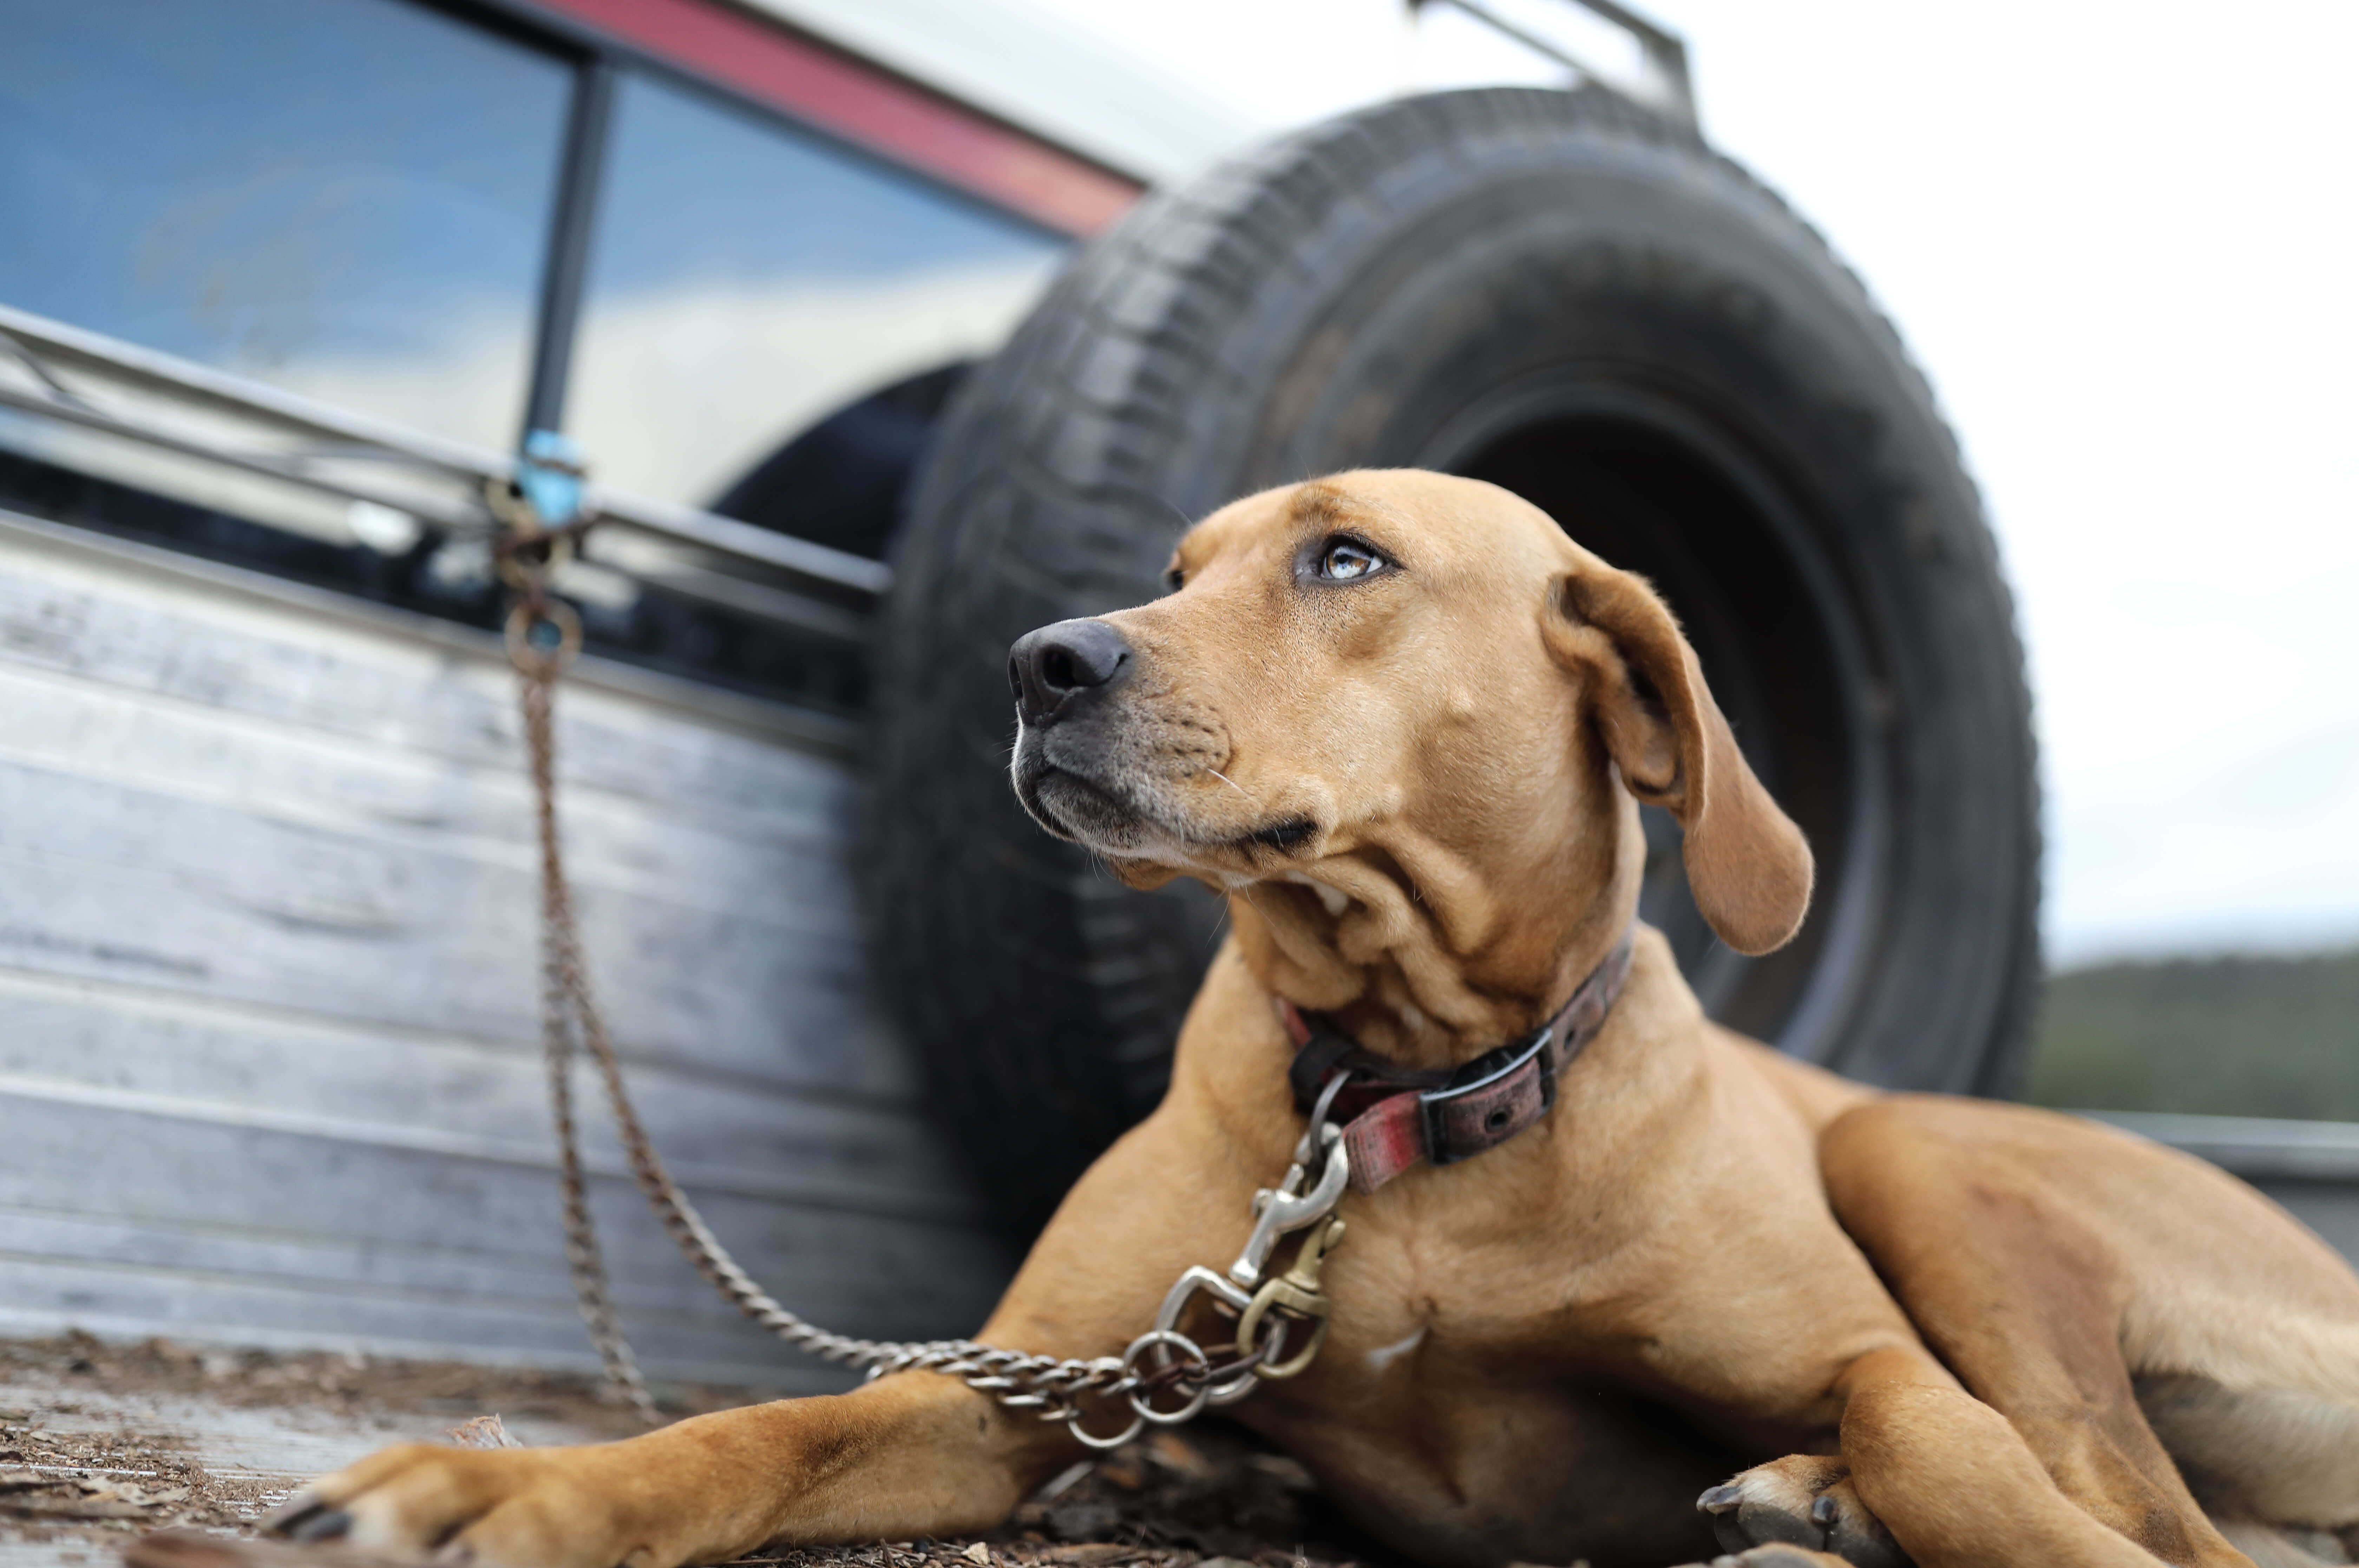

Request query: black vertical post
[{"left": 520, "top": 57, "right": 616, "bottom": 444}]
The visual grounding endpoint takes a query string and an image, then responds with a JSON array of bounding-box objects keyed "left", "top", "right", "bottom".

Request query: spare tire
[{"left": 873, "top": 87, "right": 2040, "bottom": 1238}]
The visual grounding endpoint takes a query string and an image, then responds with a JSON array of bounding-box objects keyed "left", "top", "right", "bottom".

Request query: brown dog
[{"left": 275, "top": 471, "right": 2359, "bottom": 1568}]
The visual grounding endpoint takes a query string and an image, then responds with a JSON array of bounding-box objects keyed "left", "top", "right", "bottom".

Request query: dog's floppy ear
[{"left": 1541, "top": 559, "right": 1813, "bottom": 955}]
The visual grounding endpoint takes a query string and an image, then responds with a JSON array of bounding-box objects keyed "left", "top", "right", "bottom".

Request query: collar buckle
[{"left": 1419, "top": 1025, "right": 1556, "bottom": 1165}]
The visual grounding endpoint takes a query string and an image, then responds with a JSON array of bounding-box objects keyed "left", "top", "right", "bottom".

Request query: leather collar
[{"left": 1276, "top": 923, "right": 1638, "bottom": 1193}]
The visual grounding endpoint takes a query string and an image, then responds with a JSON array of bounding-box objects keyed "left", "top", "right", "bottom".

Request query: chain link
[{"left": 499, "top": 509, "right": 1309, "bottom": 1440}]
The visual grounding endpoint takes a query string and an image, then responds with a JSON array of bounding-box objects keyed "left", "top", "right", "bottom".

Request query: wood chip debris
[{"left": 2, "top": 1387, "right": 237, "bottom": 1540}]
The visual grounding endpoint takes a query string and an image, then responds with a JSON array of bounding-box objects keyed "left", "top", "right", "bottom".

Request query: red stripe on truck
[{"left": 539, "top": 0, "right": 1142, "bottom": 235}]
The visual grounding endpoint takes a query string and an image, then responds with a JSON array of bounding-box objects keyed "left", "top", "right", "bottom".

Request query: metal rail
[
  {"left": 1417, "top": 0, "right": 1697, "bottom": 129},
  {"left": 2084, "top": 1110, "right": 2359, "bottom": 1269},
  {"left": 0, "top": 301, "right": 891, "bottom": 602},
  {"left": 2088, "top": 1111, "right": 2359, "bottom": 1182}
]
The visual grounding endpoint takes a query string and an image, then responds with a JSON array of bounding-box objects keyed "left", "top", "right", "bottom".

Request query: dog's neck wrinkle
[
  {"left": 1230, "top": 862, "right": 1508, "bottom": 1066},
  {"left": 1229, "top": 885, "right": 1638, "bottom": 1072},
  {"left": 1228, "top": 792, "right": 1637, "bottom": 1068}
]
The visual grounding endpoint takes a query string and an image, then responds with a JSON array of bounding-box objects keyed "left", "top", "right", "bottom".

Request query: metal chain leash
[{"left": 491, "top": 473, "right": 1348, "bottom": 1446}]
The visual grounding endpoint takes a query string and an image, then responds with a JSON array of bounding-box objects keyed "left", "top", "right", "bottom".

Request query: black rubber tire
[{"left": 873, "top": 87, "right": 2040, "bottom": 1239}]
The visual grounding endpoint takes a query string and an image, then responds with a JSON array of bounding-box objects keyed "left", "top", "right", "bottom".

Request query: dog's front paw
[
  {"left": 1697, "top": 1455, "right": 1911, "bottom": 1568},
  {"left": 267, "top": 1442, "right": 674, "bottom": 1567}
]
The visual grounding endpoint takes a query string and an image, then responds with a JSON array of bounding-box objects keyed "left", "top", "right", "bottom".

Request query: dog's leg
[
  {"left": 1806, "top": 1099, "right": 2261, "bottom": 1568},
  {"left": 1836, "top": 1349, "right": 2232, "bottom": 1567},
  {"left": 271, "top": 1365, "right": 1071, "bottom": 1568},
  {"left": 1698, "top": 1088, "right": 2303, "bottom": 1568},
  {"left": 271, "top": 1071, "right": 1276, "bottom": 1568},
  {"left": 1705, "top": 1347, "right": 2232, "bottom": 1568}
]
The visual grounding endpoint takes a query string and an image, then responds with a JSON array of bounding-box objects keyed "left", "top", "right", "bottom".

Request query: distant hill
[{"left": 2020, "top": 948, "right": 2359, "bottom": 1121}]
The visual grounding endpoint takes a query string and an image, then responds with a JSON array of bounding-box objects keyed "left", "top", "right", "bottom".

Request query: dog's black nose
[{"left": 1009, "top": 618, "right": 1133, "bottom": 725}]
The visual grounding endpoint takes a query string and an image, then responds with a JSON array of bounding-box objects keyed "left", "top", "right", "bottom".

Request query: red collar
[{"left": 1275, "top": 924, "right": 1638, "bottom": 1193}]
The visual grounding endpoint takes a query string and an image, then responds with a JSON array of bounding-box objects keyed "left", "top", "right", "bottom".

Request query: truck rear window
[
  {"left": 566, "top": 72, "right": 1064, "bottom": 517},
  {"left": 0, "top": 0, "right": 570, "bottom": 452}
]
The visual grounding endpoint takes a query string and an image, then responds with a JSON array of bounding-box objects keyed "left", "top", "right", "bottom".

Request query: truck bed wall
[{"left": 0, "top": 510, "right": 1010, "bottom": 1387}]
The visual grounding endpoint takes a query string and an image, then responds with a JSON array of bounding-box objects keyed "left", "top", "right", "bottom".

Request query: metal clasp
[
  {"left": 1087, "top": 1079, "right": 1355, "bottom": 1436},
  {"left": 1146, "top": 1266, "right": 1259, "bottom": 1408},
  {"left": 1229, "top": 1121, "right": 1349, "bottom": 1288},
  {"left": 1236, "top": 1214, "right": 1345, "bottom": 1380}
]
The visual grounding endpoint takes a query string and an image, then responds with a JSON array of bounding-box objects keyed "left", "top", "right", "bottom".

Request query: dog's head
[{"left": 1009, "top": 470, "right": 1810, "bottom": 1026}]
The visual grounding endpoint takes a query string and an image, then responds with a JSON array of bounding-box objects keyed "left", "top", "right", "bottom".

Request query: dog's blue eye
[{"left": 1319, "top": 540, "right": 1382, "bottom": 581}]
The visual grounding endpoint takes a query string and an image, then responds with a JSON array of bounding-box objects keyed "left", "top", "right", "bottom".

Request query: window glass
[
  {"left": 0, "top": 0, "right": 570, "bottom": 451},
  {"left": 566, "top": 73, "right": 1066, "bottom": 517}
]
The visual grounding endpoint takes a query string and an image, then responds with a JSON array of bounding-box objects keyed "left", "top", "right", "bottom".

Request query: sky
[{"left": 1022, "top": 0, "right": 2359, "bottom": 968}]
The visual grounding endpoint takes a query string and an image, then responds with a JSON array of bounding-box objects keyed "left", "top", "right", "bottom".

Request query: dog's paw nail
[
  {"left": 262, "top": 1493, "right": 322, "bottom": 1535},
  {"left": 1810, "top": 1495, "right": 1839, "bottom": 1527},
  {"left": 434, "top": 1542, "right": 477, "bottom": 1565},
  {"left": 1698, "top": 1483, "right": 1744, "bottom": 1514},
  {"left": 286, "top": 1508, "right": 354, "bottom": 1543}
]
